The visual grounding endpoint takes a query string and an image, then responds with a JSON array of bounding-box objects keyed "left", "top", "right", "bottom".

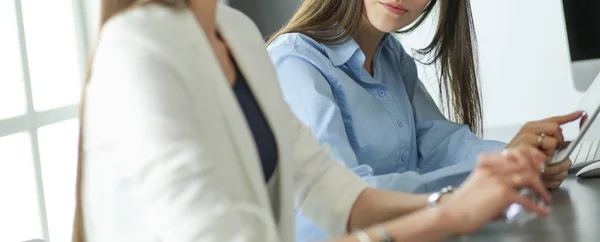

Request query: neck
[
  {"left": 353, "top": 16, "right": 386, "bottom": 76},
  {"left": 189, "top": 0, "right": 218, "bottom": 42}
]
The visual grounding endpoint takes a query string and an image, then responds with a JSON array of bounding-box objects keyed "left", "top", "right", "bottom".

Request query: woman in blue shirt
[{"left": 267, "top": 0, "right": 580, "bottom": 241}]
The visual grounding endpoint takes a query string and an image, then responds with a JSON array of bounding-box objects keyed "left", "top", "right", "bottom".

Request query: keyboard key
[
  {"left": 595, "top": 140, "right": 600, "bottom": 161},
  {"left": 586, "top": 140, "right": 599, "bottom": 162},
  {"left": 569, "top": 144, "right": 582, "bottom": 164},
  {"left": 575, "top": 142, "right": 592, "bottom": 165}
]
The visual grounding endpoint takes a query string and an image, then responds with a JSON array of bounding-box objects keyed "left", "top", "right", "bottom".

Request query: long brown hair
[
  {"left": 72, "top": 1, "right": 186, "bottom": 241},
  {"left": 267, "top": 0, "right": 483, "bottom": 135}
]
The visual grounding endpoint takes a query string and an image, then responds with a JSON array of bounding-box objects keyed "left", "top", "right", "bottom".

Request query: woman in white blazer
[{"left": 73, "top": 1, "right": 552, "bottom": 241}]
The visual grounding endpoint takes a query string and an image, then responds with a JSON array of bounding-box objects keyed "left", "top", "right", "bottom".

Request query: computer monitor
[{"left": 562, "top": 1, "right": 600, "bottom": 92}]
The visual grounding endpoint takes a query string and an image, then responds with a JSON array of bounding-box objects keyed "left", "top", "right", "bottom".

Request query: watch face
[{"left": 427, "top": 192, "right": 441, "bottom": 207}]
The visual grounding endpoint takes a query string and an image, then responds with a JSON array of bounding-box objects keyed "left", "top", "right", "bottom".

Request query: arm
[
  {"left": 88, "top": 26, "right": 278, "bottom": 241},
  {"left": 335, "top": 207, "right": 451, "bottom": 242},
  {"left": 336, "top": 147, "right": 552, "bottom": 242}
]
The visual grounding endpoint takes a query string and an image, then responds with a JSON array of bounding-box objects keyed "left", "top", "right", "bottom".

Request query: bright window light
[
  {"left": 21, "top": 0, "right": 82, "bottom": 112},
  {"left": 0, "top": 132, "right": 43, "bottom": 242},
  {"left": 0, "top": 1, "right": 27, "bottom": 119},
  {"left": 38, "top": 119, "right": 79, "bottom": 242}
]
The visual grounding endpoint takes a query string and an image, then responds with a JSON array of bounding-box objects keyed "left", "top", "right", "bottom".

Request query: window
[
  {"left": 0, "top": 1, "right": 26, "bottom": 120},
  {"left": 0, "top": 1, "right": 87, "bottom": 241}
]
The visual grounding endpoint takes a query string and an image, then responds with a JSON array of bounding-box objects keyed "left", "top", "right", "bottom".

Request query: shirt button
[
  {"left": 401, "top": 154, "right": 408, "bottom": 161},
  {"left": 397, "top": 120, "right": 404, "bottom": 127},
  {"left": 377, "top": 90, "right": 386, "bottom": 97}
]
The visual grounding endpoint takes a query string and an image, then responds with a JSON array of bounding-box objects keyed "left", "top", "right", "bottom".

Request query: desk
[{"left": 448, "top": 176, "right": 600, "bottom": 242}]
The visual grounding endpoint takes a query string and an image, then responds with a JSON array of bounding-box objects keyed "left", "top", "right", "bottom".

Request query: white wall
[{"left": 397, "top": 0, "right": 586, "bottom": 142}]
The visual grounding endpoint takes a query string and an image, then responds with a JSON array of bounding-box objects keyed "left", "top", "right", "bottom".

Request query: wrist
[
  {"left": 437, "top": 192, "right": 453, "bottom": 205},
  {"left": 430, "top": 206, "right": 459, "bottom": 238},
  {"left": 427, "top": 186, "right": 455, "bottom": 208}
]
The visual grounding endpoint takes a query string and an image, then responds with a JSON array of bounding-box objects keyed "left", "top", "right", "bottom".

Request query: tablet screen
[{"left": 578, "top": 73, "right": 600, "bottom": 143}]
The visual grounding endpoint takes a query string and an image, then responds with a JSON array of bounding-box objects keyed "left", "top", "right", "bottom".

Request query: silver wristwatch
[{"left": 427, "top": 186, "right": 454, "bottom": 208}]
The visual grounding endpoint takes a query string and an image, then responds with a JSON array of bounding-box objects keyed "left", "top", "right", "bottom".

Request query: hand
[
  {"left": 506, "top": 111, "right": 583, "bottom": 189},
  {"left": 542, "top": 159, "right": 572, "bottom": 189},
  {"left": 506, "top": 111, "right": 583, "bottom": 156},
  {"left": 438, "top": 146, "right": 551, "bottom": 235}
]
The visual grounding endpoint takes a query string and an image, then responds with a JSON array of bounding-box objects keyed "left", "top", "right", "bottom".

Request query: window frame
[{"left": 0, "top": 0, "right": 90, "bottom": 241}]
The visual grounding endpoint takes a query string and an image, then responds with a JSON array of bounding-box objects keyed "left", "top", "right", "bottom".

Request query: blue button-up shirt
[{"left": 267, "top": 33, "right": 506, "bottom": 242}]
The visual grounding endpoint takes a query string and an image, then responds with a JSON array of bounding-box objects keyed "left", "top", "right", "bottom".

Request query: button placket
[
  {"left": 396, "top": 120, "right": 404, "bottom": 127},
  {"left": 401, "top": 153, "right": 408, "bottom": 161}
]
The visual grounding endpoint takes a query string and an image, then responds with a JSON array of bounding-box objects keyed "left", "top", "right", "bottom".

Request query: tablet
[
  {"left": 548, "top": 72, "right": 600, "bottom": 165},
  {"left": 549, "top": 105, "right": 600, "bottom": 164}
]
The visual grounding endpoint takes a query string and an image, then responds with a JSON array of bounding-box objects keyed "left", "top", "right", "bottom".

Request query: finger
[
  {"left": 580, "top": 112, "right": 589, "bottom": 129},
  {"left": 541, "top": 137, "right": 559, "bottom": 156},
  {"left": 542, "top": 111, "right": 584, "bottom": 125},
  {"left": 542, "top": 170, "right": 569, "bottom": 182},
  {"left": 490, "top": 157, "right": 528, "bottom": 175},
  {"left": 512, "top": 194, "right": 551, "bottom": 216},
  {"left": 519, "top": 170, "right": 551, "bottom": 202},
  {"left": 500, "top": 148, "right": 532, "bottom": 171},
  {"left": 544, "top": 180, "right": 564, "bottom": 190},
  {"left": 542, "top": 159, "right": 572, "bottom": 176},
  {"left": 481, "top": 152, "right": 526, "bottom": 175},
  {"left": 520, "top": 122, "right": 564, "bottom": 145},
  {"left": 511, "top": 146, "right": 547, "bottom": 172},
  {"left": 521, "top": 133, "right": 559, "bottom": 157}
]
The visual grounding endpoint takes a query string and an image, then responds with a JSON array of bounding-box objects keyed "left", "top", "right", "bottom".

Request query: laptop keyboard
[{"left": 570, "top": 139, "right": 600, "bottom": 166}]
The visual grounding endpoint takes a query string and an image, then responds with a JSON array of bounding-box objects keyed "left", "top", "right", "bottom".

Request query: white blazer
[{"left": 82, "top": 4, "right": 369, "bottom": 242}]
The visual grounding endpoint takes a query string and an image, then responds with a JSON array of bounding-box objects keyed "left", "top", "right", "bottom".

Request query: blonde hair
[{"left": 72, "top": 1, "right": 187, "bottom": 241}]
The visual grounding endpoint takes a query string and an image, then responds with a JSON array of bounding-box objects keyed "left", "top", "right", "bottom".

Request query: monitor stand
[{"left": 572, "top": 59, "right": 600, "bottom": 92}]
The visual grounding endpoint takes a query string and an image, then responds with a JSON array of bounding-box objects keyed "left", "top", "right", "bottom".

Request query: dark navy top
[{"left": 232, "top": 64, "right": 279, "bottom": 182}]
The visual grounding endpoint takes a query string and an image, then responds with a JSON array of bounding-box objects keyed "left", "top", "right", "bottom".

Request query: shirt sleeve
[
  {"left": 398, "top": 50, "right": 506, "bottom": 173},
  {"left": 269, "top": 46, "right": 471, "bottom": 193}
]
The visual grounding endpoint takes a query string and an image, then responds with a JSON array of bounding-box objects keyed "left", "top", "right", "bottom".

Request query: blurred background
[{"left": 0, "top": 0, "right": 597, "bottom": 241}]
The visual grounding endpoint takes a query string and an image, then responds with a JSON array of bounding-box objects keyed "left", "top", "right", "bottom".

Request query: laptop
[{"left": 549, "top": 72, "right": 600, "bottom": 169}]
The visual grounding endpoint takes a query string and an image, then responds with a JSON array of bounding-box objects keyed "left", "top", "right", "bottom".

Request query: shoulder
[
  {"left": 216, "top": 4, "right": 266, "bottom": 54},
  {"left": 267, "top": 33, "right": 335, "bottom": 71},
  {"left": 216, "top": 4, "right": 256, "bottom": 29},
  {"left": 91, "top": 4, "right": 203, "bottom": 99},
  {"left": 100, "top": 4, "right": 194, "bottom": 52},
  {"left": 216, "top": 4, "right": 262, "bottom": 41}
]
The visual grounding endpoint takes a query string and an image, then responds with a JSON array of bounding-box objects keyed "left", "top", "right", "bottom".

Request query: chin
[{"left": 371, "top": 20, "right": 404, "bottom": 33}]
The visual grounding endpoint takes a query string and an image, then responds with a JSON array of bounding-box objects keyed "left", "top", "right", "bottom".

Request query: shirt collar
[
  {"left": 322, "top": 37, "right": 363, "bottom": 67},
  {"left": 321, "top": 34, "right": 392, "bottom": 68}
]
